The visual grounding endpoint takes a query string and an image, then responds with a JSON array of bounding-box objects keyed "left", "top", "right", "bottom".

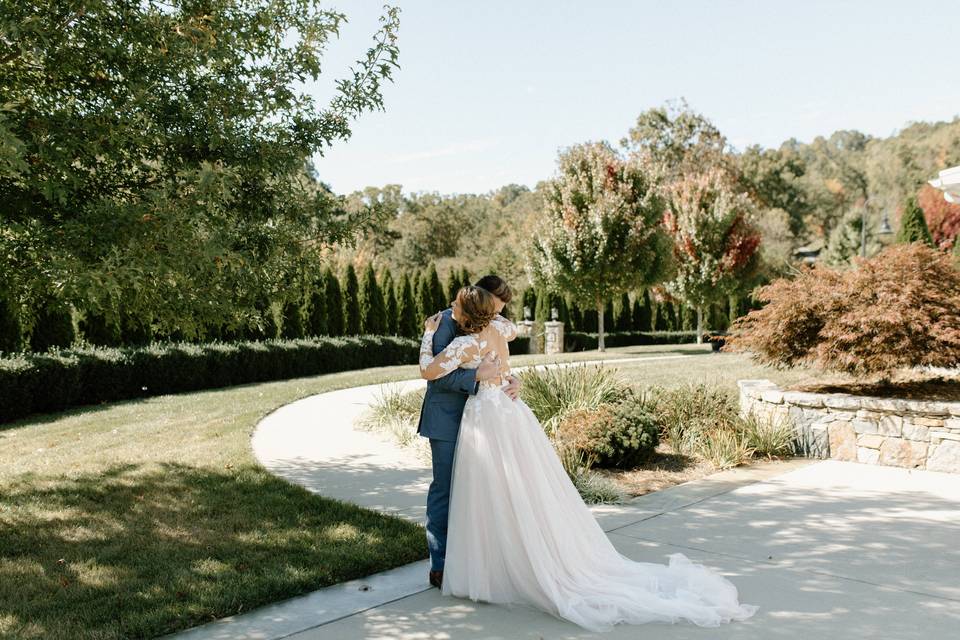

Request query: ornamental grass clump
[{"left": 726, "top": 243, "right": 960, "bottom": 377}]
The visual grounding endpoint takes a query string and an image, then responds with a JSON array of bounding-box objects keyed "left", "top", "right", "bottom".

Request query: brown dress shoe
[{"left": 429, "top": 570, "right": 443, "bottom": 589}]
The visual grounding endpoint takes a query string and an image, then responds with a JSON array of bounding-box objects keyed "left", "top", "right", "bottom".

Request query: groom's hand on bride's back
[
  {"left": 503, "top": 375, "right": 521, "bottom": 401},
  {"left": 476, "top": 353, "right": 499, "bottom": 382}
]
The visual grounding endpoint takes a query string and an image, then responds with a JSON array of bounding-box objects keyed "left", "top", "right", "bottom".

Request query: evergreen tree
[
  {"left": 567, "top": 296, "right": 582, "bottom": 331},
  {"left": 426, "top": 265, "right": 447, "bottom": 312},
  {"left": 632, "top": 289, "right": 653, "bottom": 332},
  {"left": 823, "top": 207, "right": 882, "bottom": 266},
  {"left": 360, "top": 263, "right": 387, "bottom": 335},
  {"left": 459, "top": 267, "right": 472, "bottom": 290},
  {"left": 280, "top": 298, "right": 305, "bottom": 339},
  {"left": 30, "top": 297, "right": 75, "bottom": 352},
  {"left": 521, "top": 288, "right": 537, "bottom": 321},
  {"left": 397, "top": 273, "right": 419, "bottom": 338},
  {"left": 582, "top": 307, "right": 599, "bottom": 332},
  {"left": 653, "top": 302, "right": 667, "bottom": 331},
  {"left": 323, "top": 267, "right": 344, "bottom": 337},
  {"left": 342, "top": 264, "right": 361, "bottom": 334},
  {"left": 307, "top": 274, "right": 328, "bottom": 336},
  {"left": 381, "top": 270, "right": 398, "bottom": 335},
  {"left": 445, "top": 267, "right": 460, "bottom": 305},
  {"left": 0, "top": 286, "right": 23, "bottom": 353},
  {"left": 604, "top": 299, "right": 615, "bottom": 332},
  {"left": 615, "top": 293, "right": 631, "bottom": 331},
  {"left": 80, "top": 310, "right": 122, "bottom": 347},
  {"left": 417, "top": 271, "right": 433, "bottom": 320},
  {"left": 897, "top": 196, "right": 935, "bottom": 247}
]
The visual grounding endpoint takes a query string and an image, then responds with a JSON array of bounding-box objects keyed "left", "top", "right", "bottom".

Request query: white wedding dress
[{"left": 419, "top": 321, "right": 758, "bottom": 632}]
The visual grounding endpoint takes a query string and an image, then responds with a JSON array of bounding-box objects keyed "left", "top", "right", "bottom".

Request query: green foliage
[
  {"left": 632, "top": 290, "right": 653, "bottom": 332},
  {"left": 0, "top": 335, "right": 419, "bottom": 424},
  {"left": 323, "top": 268, "right": 345, "bottom": 337},
  {"left": 425, "top": 265, "right": 447, "bottom": 313},
  {"left": 342, "top": 265, "right": 361, "bottom": 335},
  {"left": 445, "top": 268, "right": 461, "bottom": 304},
  {"left": 740, "top": 413, "right": 797, "bottom": 458},
  {"left": 307, "top": 275, "right": 328, "bottom": 337},
  {"left": 590, "top": 391, "right": 660, "bottom": 469},
  {"left": 822, "top": 206, "right": 883, "bottom": 266},
  {"left": 0, "top": 285, "right": 23, "bottom": 353},
  {"left": 897, "top": 196, "right": 935, "bottom": 247},
  {"left": 79, "top": 310, "right": 122, "bottom": 347},
  {"left": 0, "top": 2, "right": 401, "bottom": 341},
  {"left": 29, "top": 298, "right": 75, "bottom": 352},
  {"left": 615, "top": 293, "right": 631, "bottom": 331},
  {"left": 565, "top": 330, "right": 698, "bottom": 351},
  {"left": 280, "top": 299, "right": 305, "bottom": 340},
  {"left": 381, "top": 270, "right": 398, "bottom": 335},
  {"left": 359, "top": 264, "right": 387, "bottom": 335},
  {"left": 396, "top": 273, "right": 419, "bottom": 339},
  {"left": 530, "top": 142, "right": 673, "bottom": 351}
]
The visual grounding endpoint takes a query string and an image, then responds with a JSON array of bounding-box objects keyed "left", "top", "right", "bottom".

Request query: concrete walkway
[{"left": 171, "top": 359, "right": 960, "bottom": 640}]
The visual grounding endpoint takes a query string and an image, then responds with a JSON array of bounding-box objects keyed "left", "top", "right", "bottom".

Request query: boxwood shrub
[
  {"left": 0, "top": 335, "right": 418, "bottom": 424},
  {"left": 565, "top": 330, "right": 699, "bottom": 351}
]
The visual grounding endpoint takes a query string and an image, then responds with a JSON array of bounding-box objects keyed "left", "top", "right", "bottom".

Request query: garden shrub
[
  {"left": 727, "top": 243, "right": 960, "bottom": 375},
  {"left": 518, "top": 364, "right": 624, "bottom": 432},
  {"left": 0, "top": 335, "right": 419, "bottom": 423},
  {"left": 565, "top": 330, "right": 698, "bottom": 351},
  {"left": 555, "top": 392, "right": 659, "bottom": 470}
]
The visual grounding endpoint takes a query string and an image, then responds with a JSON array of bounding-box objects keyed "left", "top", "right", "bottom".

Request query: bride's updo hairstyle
[{"left": 454, "top": 285, "right": 498, "bottom": 335}]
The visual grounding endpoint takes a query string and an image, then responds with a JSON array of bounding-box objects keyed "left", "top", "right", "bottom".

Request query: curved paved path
[{"left": 170, "top": 355, "right": 960, "bottom": 640}]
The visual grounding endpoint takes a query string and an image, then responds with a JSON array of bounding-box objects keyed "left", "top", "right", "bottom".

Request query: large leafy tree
[
  {"left": 662, "top": 170, "right": 762, "bottom": 343},
  {"left": 529, "top": 142, "right": 672, "bottom": 351},
  {"left": 0, "top": 1, "right": 400, "bottom": 341}
]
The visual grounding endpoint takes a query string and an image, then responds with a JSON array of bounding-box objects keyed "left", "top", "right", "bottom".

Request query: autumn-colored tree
[
  {"left": 726, "top": 243, "right": 960, "bottom": 376},
  {"left": 662, "top": 170, "right": 762, "bottom": 343},
  {"left": 917, "top": 184, "right": 960, "bottom": 250},
  {"left": 529, "top": 142, "right": 672, "bottom": 351}
]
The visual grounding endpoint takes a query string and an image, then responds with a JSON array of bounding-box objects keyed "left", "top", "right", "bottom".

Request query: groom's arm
[{"left": 429, "top": 311, "right": 479, "bottom": 396}]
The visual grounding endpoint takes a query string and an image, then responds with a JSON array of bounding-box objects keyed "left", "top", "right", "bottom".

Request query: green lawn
[
  {"left": 0, "top": 365, "right": 425, "bottom": 640},
  {"left": 0, "top": 345, "right": 806, "bottom": 640}
]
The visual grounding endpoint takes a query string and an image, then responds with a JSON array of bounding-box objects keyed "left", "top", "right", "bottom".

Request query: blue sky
[{"left": 310, "top": 1, "right": 960, "bottom": 195}]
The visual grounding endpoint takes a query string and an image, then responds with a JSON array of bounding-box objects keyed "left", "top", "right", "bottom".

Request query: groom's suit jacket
[{"left": 416, "top": 308, "right": 479, "bottom": 442}]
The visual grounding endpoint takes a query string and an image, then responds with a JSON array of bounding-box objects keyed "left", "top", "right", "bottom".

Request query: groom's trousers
[{"left": 426, "top": 438, "right": 458, "bottom": 571}]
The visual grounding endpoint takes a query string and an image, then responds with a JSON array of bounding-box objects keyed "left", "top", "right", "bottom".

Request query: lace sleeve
[
  {"left": 419, "top": 331, "right": 480, "bottom": 381},
  {"left": 491, "top": 315, "right": 518, "bottom": 342}
]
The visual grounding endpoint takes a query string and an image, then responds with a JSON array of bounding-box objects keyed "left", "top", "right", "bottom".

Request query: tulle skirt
[{"left": 441, "top": 386, "right": 758, "bottom": 632}]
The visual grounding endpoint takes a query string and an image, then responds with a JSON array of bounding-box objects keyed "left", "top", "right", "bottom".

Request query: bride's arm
[{"left": 419, "top": 330, "right": 480, "bottom": 381}]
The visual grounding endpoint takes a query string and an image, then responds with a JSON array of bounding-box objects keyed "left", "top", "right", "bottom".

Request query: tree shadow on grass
[{"left": 0, "top": 463, "right": 427, "bottom": 640}]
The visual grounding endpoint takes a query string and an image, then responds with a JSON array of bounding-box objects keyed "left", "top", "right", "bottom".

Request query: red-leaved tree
[{"left": 917, "top": 184, "right": 960, "bottom": 251}]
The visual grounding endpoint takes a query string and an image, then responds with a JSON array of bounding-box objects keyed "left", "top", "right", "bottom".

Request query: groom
[{"left": 417, "top": 274, "right": 520, "bottom": 589}]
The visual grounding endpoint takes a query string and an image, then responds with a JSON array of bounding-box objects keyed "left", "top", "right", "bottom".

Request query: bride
[{"left": 418, "top": 285, "right": 758, "bottom": 632}]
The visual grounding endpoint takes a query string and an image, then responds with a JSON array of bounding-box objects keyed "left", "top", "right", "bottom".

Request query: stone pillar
[
  {"left": 518, "top": 320, "right": 537, "bottom": 354},
  {"left": 544, "top": 321, "right": 564, "bottom": 355}
]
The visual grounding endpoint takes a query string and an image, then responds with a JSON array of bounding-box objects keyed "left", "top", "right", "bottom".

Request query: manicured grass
[{"left": 0, "top": 365, "right": 425, "bottom": 640}]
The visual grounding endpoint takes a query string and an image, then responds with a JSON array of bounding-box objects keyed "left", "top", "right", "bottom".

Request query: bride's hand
[{"left": 424, "top": 312, "right": 442, "bottom": 332}]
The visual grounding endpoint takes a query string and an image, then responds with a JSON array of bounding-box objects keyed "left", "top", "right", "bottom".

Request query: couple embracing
[{"left": 415, "top": 275, "right": 757, "bottom": 632}]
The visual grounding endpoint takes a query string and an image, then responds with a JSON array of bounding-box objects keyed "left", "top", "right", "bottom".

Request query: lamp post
[{"left": 860, "top": 205, "right": 893, "bottom": 257}]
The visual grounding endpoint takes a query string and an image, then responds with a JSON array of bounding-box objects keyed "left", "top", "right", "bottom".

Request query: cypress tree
[
  {"left": 632, "top": 289, "right": 653, "bottom": 332},
  {"left": 30, "top": 297, "right": 75, "bottom": 352},
  {"left": 615, "top": 293, "right": 631, "bottom": 331},
  {"left": 426, "top": 265, "right": 447, "bottom": 313},
  {"left": 397, "top": 272, "right": 419, "bottom": 338},
  {"left": 381, "top": 270, "right": 398, "bottom": 335},
  {"left": 521, "top": 287, "right": 537, "bottom": 321},
  {"left": 0, "top": 285, "right": 23, "bottom": 353},
  {"left": 80, "top": 309, "right": 122, "bottom": 347},
  {"left": 567, "top": 296, "right": 582, "bottom": 331},
  {"left": 280, "top": 297, "right": 305, "bottom": 339},
  {"left": 446, "top": 267, "right": 460, "bottom": 304},
  {"left": 324, "top": 268, "right": 345, "bottom": 336},
  {"left": 603, "top": 299, "right": 615, "bottom": 332},
  {"left": 307, "top": 274, "right": 328, "bottom": 336},
  {"left": 535, "top": 286, "right": 551, "bottom": 326},
  {"left": 459, "top": 267, "right": 472, "bottom": 290},
  {"left": 417, "top": 271, "right": 433, "bottom": 319},
  {"left": 897, "top": 196, "right": 935, "bottom": 247},
  {"left": 342, "top": 264, "right": 361, "bottom": 334},
  {"left": 360, "top": 263, "right": 387, "bottom": 335}
]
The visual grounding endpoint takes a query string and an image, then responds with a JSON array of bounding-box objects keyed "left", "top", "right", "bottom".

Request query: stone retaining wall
[{"left": 738, "top": 379, "right": 960, "bottom": 473}]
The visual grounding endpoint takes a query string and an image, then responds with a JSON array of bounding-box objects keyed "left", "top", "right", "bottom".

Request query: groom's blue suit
[{"left": 417, "top": 308, "right": 479, "bottom": 572}]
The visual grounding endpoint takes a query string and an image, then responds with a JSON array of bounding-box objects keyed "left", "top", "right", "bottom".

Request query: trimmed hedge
[
  {"left": 565, "top": 330, "right": 700, "bottom": 351},
  {"left": 0, "top": 335, "right": 419, "bottom": 424}
]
